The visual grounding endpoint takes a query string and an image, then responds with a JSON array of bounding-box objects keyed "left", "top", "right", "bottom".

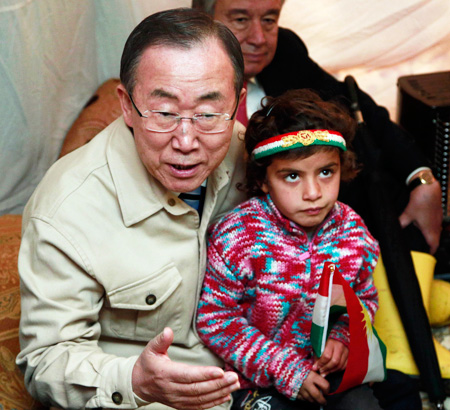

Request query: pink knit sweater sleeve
[{"left": 197, "top": 240, "right": 312, "bottom": 399}]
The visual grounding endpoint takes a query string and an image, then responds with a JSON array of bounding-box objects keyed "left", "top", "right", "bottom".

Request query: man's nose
[
  {"left": 246, "top": 20, "right": 266, "bottom": 46},
  {"left": 171, "top": 118, "right": 199, "bottom": 152}
]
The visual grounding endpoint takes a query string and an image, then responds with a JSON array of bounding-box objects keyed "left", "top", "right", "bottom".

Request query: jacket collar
[{"left": 106, "top": 117, "right": 233, "bottom": 227}]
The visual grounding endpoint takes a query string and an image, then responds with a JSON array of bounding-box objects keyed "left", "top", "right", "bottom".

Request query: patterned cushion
[
  {"left": 59, "top": 78, "right": 122, "bottom": 158},
  {"left": 0, "top": 79, "right": 122, "bottom": 409},
  {"left": 0, "top": 215, "right": 45, "bottom": 410}
]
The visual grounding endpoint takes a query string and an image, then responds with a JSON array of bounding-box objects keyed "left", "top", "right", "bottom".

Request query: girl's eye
[
  {"left": 285, "top": 173, "right": 300, "bottom": 182},
  {"left": 321, "top": 169, "right": 334, "bottom": 178}
]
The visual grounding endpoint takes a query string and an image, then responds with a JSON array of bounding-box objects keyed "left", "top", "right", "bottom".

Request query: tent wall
[{"left": 1, "top": 0, "right": 449, "bottom": 215}]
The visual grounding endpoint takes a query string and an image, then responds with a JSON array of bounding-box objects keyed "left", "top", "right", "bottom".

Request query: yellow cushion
[{"left": 430, "top": 279, "right": 450, "bottom": 327}]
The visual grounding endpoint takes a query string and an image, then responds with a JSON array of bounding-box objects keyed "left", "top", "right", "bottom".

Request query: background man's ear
[{"left": 238, "top": 86, "right": 246, "bottom": 108}]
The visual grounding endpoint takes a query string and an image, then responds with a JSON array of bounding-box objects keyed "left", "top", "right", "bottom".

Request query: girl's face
[{"left": 261, "top": 149, "right": 341, "bottom": 232}]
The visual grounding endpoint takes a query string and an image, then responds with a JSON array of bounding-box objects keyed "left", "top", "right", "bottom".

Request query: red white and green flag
[{"left": 311, "top": 262, "right": 387, "bottom": 394}]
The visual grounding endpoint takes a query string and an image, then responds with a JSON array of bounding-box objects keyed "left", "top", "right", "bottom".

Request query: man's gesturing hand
[{"left": 132, "top": 327, "right": 240, "bottom": 410}]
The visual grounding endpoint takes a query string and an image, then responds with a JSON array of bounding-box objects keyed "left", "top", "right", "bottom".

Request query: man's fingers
[
  {"left": 424, "top": 230, "right": 441, "bottom": 254},
  {"left": 172, "top": 368, "right": 239, "bottom": 391},
  {"left": 156, "top": 372, "right": 240, "bottom": 410},
  {"left": 146, "top": 327, "right": 174, "bottom": 355},
  {"left": 155, "top": 364, "right": 239, "bottom": 397},
  {"left": 163, "top": 361, "right": 230, "bottom": 384},
  {"left": 398, "top": 211, "right": 412, "bottom": 229},
  {"left": 134, "top": 360, "right": 239, "bottom": 408},
  {"left": 170, "top": 375, "right": 240, "bottom": 409}
]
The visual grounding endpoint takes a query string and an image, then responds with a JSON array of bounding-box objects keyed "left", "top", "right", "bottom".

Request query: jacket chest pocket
[{"left": 102, "top": 263, "right": 183, "bottom": 341}]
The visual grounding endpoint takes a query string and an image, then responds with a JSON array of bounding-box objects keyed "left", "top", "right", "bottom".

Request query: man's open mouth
[{"left": 172, "top": 164, "right": 196, "bottom": 170}]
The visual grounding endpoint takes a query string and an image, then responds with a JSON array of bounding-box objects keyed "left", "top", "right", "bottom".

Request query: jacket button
[
  {"left": 112, "top": 392, "right": 123, "bottom": 405},
  {"left": 168, "top": 198, "right": 176, "bottom": 206},
  {"left": 145, "top": 294, "right": 157, "bottom": 305}
]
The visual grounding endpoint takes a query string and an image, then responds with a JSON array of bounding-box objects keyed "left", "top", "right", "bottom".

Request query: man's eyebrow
[
  {"left": 227, "top": 8, "right": 280, "bottom": 16},
  {"left": 260, "top": 9, "right": 281, "bottom": 17},
  {"left": 150, "top": 89, "right": 178, "bottom": 99},
  {"left": 227, "top": 9, "right": 250, "bottom": 16},
  {"left": 197, "top": 91, "right": 224, "bottom": 102},
  {"left": 267, "top": 8, "right": 281, "bottom": 16},
  {"left": 148, "top": 90, "right": 223, "bottom": 102}
]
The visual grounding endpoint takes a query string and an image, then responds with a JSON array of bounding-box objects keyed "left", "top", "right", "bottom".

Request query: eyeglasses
[{"left": 129, "top": 94, "right": 238, "bottom": 134}]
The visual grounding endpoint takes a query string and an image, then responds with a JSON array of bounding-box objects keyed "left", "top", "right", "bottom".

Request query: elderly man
[
  {"left": 17, "top": 8, "right": 246, "bottom": 410},
  {"left": 193, "top": 0, "right": 443, "bottom": 254}
]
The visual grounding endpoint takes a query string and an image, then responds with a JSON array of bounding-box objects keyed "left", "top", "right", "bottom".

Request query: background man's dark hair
[
  {"left": 120, "top": 7, "right": 244, "bottom": 101},
  {"left": 191, "top": 0, "right": 216, "bottom": 15},
  {"left": 191, "top": 0, "right": 286, "bottom": 15}
]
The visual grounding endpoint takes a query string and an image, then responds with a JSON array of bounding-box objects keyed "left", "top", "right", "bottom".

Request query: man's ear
[
  {"left": 116, "top": 83, "right": 134, "bottom": 128},
  {"left": 238, "top": 85, "right": 247, "bottom": 108}
]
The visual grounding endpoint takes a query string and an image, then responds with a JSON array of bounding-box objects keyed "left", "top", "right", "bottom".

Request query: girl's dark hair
[{"left": 244, "top": 89, "right": 359, "bottom": 197}]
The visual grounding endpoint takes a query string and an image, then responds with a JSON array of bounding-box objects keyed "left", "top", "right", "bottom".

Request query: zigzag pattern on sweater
[{"left": 197, "top": 195, "right": 380, "bottom": 399}]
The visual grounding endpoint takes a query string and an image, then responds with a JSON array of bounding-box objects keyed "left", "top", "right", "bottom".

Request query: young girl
[{"left": 196, "top": 89, "right": 384, "bottom": 409}]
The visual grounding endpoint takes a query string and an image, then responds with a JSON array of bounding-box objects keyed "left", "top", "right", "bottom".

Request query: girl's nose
[{"left": 303, "top": 178, "right": 321, "bottom": 201}]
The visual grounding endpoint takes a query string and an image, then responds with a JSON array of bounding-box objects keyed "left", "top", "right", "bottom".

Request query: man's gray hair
[
  {"left": 120, "top": 7, "right": 244, "bottom": 101},
  {"left": 192, "top": 0, "right": 285, "bottom": 15}
]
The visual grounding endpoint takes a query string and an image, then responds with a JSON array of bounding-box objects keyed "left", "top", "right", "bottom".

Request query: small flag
[{"left": 311, "top": 262, "right": 387, "bottom": 394}]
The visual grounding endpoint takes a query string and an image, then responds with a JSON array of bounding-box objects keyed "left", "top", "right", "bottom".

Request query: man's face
[
  {"left": 214, "top": 0, "right": 282, "bottom": 79},
  {"left": 118, "top": 39, "right": 240, "bottom": 193}
]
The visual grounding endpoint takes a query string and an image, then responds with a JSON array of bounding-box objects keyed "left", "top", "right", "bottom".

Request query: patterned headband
[{"left": 252, "top": 129, "right": 347, "bottom": 160}]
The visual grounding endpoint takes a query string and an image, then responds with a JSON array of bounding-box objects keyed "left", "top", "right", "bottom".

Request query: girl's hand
[
  {"left": 312, "top": 339, "right": 348, "bottom": 377},
  {"left": 297, "top": 370, "right": 329, "bottom": 405}
]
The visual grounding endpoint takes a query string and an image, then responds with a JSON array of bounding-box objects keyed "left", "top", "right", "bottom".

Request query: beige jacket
[{"left": 17, "top": 117, "right": 246, "bottom": 409}]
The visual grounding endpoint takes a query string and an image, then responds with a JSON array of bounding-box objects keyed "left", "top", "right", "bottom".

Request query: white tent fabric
[
  {"left": 282, "top": 0, "right": 450, "bottom": 117},
  {"left": 1, "top": 0, "right": 449, "bottom": 215}
]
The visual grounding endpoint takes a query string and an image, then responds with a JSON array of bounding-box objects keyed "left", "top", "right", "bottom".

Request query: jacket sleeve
[
  {"left": 196, "top": 237, "right": 312, "bottom": 400},
  {"left": 17, "top": 217, "right": 139, "bottom": 409},
  {"left": 258, "top": 28, "right": 428, "bottom": 182}
]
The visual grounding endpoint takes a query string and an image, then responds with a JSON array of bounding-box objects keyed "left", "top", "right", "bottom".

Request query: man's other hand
[{"left": 399, "top": 181, "right": 443, "bottom": 254}]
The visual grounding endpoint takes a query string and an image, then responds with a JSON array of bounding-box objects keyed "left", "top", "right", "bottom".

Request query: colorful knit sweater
[{"left": 196, "top": 195, "right": 380, "bottom": 400}]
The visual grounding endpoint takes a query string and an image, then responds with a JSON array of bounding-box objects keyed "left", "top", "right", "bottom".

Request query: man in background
[
  {"left": 193, "top": 0, "right": 443, "bottom": 253},
  {"left": 192, "top": 0, "right": 445, "bottom": 407}
]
